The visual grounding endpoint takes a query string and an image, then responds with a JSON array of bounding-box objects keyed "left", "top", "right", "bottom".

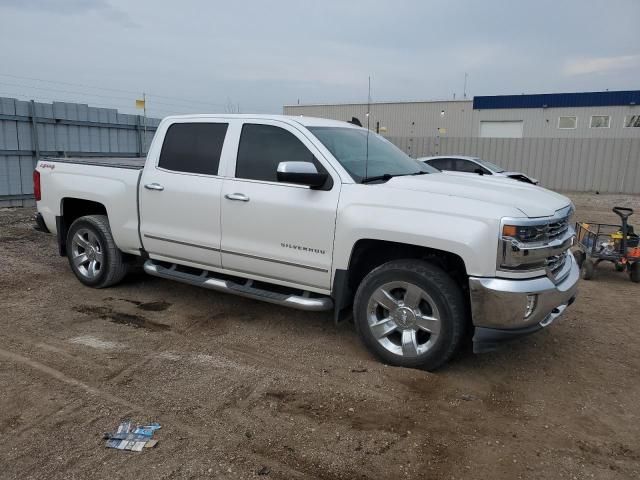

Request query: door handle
[
  {"left": 225, "top": 193, "right": 250, "bottom": 202},
  {"left": 144, "top": 183, "right": 164, "bottom": 191}
]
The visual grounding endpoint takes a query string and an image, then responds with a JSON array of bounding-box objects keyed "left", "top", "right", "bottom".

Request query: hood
[{"left": 383, "top": 172, "right": 569, "bottom": 218}]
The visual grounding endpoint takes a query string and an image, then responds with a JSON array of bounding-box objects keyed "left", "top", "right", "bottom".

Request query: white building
[{"left": 283, "top": 90, "right": 640, "bottom": 139}]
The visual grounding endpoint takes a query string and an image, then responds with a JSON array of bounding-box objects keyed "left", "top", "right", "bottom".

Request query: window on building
[
  {"left": 624, "top": 115, "right": 640, "bottom": 128},
  {"left": 236, "top": 123, "right": 321, "bottom": 182},
  {"left": 590, "top": 115, "right": 611, "bottom": 128},
  {"left": 558, "top": 116, "right": 577, "bottom": 129},
  {"left": 158, "top": 123, "right": 228, "bottom": 175}
]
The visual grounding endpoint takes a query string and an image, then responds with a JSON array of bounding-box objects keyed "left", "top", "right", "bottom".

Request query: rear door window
[
  {"left": 455, "top": 159, "right": 483, "bottom": 173},
  {"left": 428, "top": 158, "right": 455, "bottom": 171},
  {"left": 159, "top": 123, "right": 228, "bottom": 175}
]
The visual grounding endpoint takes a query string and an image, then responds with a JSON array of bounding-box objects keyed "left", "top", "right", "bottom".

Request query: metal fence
[
  {"left": 0, "top": 96, "right": 160, "bottom": 207},
  {"left": 387, "top": 136, "right": 640, "bottom": 194}
]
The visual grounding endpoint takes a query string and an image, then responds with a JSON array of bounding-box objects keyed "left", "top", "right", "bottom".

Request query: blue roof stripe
[{"left": 473, "top": 91, "right": 640, "bottom": 110}]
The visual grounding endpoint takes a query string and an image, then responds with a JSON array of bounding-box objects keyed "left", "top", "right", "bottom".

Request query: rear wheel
[
  {"left": 581, "top": 258, "right": 595, "bottom": 280},
  {"left": 66, "top": 215, "right": 128, "bottom": 288},
  {"left": 353, "top": 260, "right": 466, "bottom": 371}
]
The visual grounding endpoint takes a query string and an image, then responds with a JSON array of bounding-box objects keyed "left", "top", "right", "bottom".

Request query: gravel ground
[{"left": 1, "top": 192, "right": 639, "bottom": 479}]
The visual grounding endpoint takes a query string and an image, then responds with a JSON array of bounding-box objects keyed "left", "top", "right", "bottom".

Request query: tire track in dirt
[{"left": 0, "top": 347, "right": 144, "bottom": 412}]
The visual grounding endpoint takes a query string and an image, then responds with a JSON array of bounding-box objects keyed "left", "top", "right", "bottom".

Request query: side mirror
[
  {"left": 474, "top": 168, "right": 485, "bottom": 176},
  {"left": 277, "top": 162, "right": 327, "bottom": 189}
]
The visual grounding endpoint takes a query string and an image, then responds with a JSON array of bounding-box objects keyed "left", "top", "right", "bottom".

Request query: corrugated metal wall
[
  {"left": 0, "top": 96, "right": 160, "bottom": 207},
  {"left": 386, "top": 136, "right": 640, "bottom": 194}
]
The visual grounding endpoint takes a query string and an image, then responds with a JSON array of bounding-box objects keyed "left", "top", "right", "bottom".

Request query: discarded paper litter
[{"left": 104, "top": 420, "right": 161, "bottom": 451}]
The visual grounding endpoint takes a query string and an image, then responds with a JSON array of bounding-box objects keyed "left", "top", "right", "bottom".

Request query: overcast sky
[{"left": 1, "top": 0, "right": 639, "bottom": 117}]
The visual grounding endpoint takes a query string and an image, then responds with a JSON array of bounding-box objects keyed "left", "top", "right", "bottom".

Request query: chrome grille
[
  {"left": 547, "top": 216, "right": 570, "bottom": 241},
  {"left": 546, "top": 252, "right": 568, "bottom": 279}
]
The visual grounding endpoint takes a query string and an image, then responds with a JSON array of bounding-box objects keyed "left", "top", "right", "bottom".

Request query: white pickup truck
[{"left": 34, "top": 114, "right": 579, "bottom": 370}]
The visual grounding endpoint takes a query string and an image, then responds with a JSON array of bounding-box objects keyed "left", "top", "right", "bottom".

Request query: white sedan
[{"left": 419, "top": 155, "right": 539, "bottom": 185}]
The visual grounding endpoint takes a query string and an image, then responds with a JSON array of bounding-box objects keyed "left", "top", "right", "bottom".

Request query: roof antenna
[{"left": 364, "top": 75, "right": 371, "bottom": 182}]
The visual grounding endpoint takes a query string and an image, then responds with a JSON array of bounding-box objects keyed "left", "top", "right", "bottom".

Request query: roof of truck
[{"left": 163, "top": 114, "right": 359, "bottom": 129}]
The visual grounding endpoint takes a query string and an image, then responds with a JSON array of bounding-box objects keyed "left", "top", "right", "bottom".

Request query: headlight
[
  {"left": 498, "top": 205, "right": 575, "bottom": 274},
  {"left": 502, "top": 224, "right": 548, "bottom": 243}
]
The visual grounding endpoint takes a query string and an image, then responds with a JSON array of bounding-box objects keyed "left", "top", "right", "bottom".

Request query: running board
[{"left": 143, "top": 260, "right": 333, "bottom": 312}]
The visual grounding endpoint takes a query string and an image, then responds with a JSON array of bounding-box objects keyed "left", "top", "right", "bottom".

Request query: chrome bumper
[{"left": 469, "top": 251, "right": 579, "bottom": 331}]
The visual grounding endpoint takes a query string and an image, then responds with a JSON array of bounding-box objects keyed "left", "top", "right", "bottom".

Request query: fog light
[{"left": 524, "top": 294, "right": 538, "bottom": 319}]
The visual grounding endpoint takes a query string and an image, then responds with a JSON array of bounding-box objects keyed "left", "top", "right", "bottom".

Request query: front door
[
  {"left": 220, "top": 121, "right": 340, "bottom": 292},
  {"left": 139, "top": 120, "right": 230, "bottom": 269}
]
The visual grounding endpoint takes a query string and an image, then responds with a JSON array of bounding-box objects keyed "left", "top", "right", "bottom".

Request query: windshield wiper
[
  {"left": 361, "top": 171, "right": 427, "bottom": 184},
  {"left": 361, "top": 173, "right": 395, "bottom": 184}
]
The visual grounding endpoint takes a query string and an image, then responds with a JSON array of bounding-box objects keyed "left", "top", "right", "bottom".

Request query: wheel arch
[
  {"left": 332, "top": 238, "right": 469, "bottom": 321},
  {"left": 57, "top": 197, "right": 108, "bottom": 256}
]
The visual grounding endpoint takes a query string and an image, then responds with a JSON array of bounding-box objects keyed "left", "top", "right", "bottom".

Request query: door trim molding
[
  {"left": 144, "top": 234, "right": 328, "bottom": 273},
  {"left": 221, "top": 249, "right": 328, "bottom": 273},
  {"left": 143, "top": 234, "right": 221, "bottom": 252}
]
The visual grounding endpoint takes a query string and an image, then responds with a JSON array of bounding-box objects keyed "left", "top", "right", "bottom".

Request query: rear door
[
  {"left": 139, "top": 119, "right": 231, "bottom": 268},
  {"left": 220, "top": 121, "right": 340, "bottom": 292}
]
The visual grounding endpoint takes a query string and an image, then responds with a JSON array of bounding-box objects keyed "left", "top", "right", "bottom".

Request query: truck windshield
[{"left": 308, "top": 127, "right": 436, "bottom": 183}]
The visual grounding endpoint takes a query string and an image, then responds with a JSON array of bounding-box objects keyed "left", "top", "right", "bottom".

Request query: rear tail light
[{"left": 33, "top": 170, "right": 41, "bottom": 201}]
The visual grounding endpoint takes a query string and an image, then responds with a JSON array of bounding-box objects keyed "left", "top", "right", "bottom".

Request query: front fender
[{"left": 332, "top": 186, "right": 515, "bottom": 278}]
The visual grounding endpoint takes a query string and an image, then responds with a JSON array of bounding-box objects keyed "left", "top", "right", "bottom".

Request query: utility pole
[
  {"left": 463, "top": 73, "right": 468, "bottom": 99},
  {"left": 143, "top": 92, "right": 147, "bottom": 153},
  {"left": 367, "top": 76, "right": 371, "bottom": 131}
]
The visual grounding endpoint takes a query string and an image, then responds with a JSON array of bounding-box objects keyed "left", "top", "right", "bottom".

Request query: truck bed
[{"left": 43, "top": 156, "right": 145, "bottom": 170}]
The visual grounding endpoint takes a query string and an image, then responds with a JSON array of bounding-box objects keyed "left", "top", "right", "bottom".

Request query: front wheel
[
  {"left": 353, "top": 260, "right": 466, "bottom": 371},
  {"left": 66, "top": 215, "right": 129, "bottom": 288}
]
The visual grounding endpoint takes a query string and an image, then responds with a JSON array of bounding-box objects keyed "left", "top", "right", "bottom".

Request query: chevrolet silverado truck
[{"left": 33, "top": 114, "right": 579, "bottom": 370}]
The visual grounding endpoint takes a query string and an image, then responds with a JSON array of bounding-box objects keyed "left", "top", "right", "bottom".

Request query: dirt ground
[{"left": 1, "top": 192, "right": 640, "bottom": 480}]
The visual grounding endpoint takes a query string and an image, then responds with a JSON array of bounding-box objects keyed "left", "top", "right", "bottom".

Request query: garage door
[{"left": 479, "top": 121, "right": 523, "bottom": 138}]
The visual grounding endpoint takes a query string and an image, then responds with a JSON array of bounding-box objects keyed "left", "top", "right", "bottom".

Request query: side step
[{"left": 143, "top": 260, "right": 333, "bottom": 312}]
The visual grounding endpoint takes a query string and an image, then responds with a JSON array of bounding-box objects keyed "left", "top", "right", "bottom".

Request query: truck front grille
[
  {"left": 546, "top": 252, "right": 567, "bottom": 275},
  {"left": 548, "top": 216, "right": 570, "bottom": 240}
]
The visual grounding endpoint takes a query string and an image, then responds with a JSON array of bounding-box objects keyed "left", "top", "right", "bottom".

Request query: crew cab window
[
  {"left": 455, "top": 159, "right": 484, "bottom": 173},
  {"left": 428, "top": 158, "right": 454, "bottom": 171},
  {"left": 236, "top": 124, "right": 322, "bottom": 182},
  {"left": 159, "top": 123, "right": 228, "bottom": 175}
]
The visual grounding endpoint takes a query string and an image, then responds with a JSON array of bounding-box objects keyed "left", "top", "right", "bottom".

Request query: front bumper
[{"left": 469, "top": 252, "right": 579, "bottom": 353}]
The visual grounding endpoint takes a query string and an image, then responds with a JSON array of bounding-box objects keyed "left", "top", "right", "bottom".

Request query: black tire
[
  {"left": 66, "top": 215, "right": 128, "bottom": 288},
  {"left": 573, "top": 250, "right": 586, "bottom": 269},
  {"left": 630, "top": 261, "right": 640, "bottom": 283},
  {"left": 581, "top": 258, "right": 595, "bottom": 280},
  {"left": 353, "top": 259, "right": 466, "bottom": 371}
]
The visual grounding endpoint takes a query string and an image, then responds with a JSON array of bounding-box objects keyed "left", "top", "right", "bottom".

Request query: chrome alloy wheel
[
  {"left": 366, "top": 281, "right": 441, "bottom": 358},
  {"left": 71, "top": 228, "right": 104, "bottom": 280}
]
